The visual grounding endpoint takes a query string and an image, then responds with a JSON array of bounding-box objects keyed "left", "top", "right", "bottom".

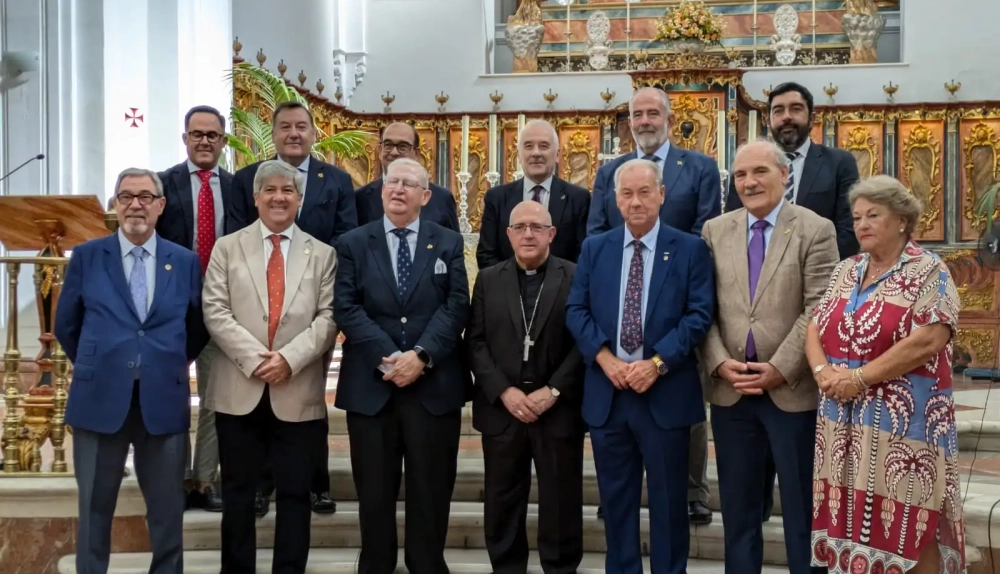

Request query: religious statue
[
  {"left": 506, "top": 0, "right": 545, "bottom": 73},
  {"left": 770, "top": 5, "right": 802, "bottom": 66},
  {"left": 586, "top": 11, "right": 613, "bottom": 71},
  {"left": 841, "top": 0, "right": 885, "bottom": 64}
]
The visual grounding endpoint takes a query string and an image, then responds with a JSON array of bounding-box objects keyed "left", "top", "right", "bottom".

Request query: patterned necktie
[
  {"left": 266, "top": 235, "right": 285, "bottom": 349},
  {"left": 196, "top": 170, "right": 215, "bottom": 275},
  {"left": 129, "top": 246, "right": 148, "bottom": 322},
  {"left": 784, "top": 152, "right": 800, "bottom": 203},
  {"left": 642, "top": 154, "right": 662, "bottom": 165},
  {"left": 746, "top": 220, "right": 770, "bottom": 359},
  {"left": 530, "top": 185, "right": 544, "bottom": 203},
  {"left": 391, "top": 228, "right": 413, "bottom": 297},
  {"left": 620, "top": 239, "right": 645, "bottom": 354}
]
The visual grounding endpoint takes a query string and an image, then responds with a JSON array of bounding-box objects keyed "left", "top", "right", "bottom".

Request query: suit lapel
[
  {"left": 403, "top": 223, "right": 437, "bottom": 305},
  {"left": 280, "top": 230, "right": 309, "bottom": 317},
  {"left": 297, "top": 160, "right": 325, "bottom": 221},
  {"left": 145, "top": 243, "right": 173, "bottom": 322},
  {"left": 172, "top": 166, "right": 195, "bottom": 245},
  {"left": 547, "top": 178, "right": 569, "bottom": 225},
  {"left": 367, "top": 225, "right": 400, "bottom": 304},
  {"left": 729, "top": 213, "right": 752, "bottom": 310},
  {"left": 532, "top": 257, "right": 564, "bottom": 336},
  {"left": 797, "top": 144, "right": 824, "bottom": 201},
  {"left": 219, "top": 170, "right": 234, "bottom": 219},
  {"left": 104, "top": 236, "right": 141, "bottom": 321},
  {"left": 239, "top": 226, "right": 270, "bottom": 312},
  {"left": 369, "top": 179, "right": 385, "bottom": 220},
  {"left": 606, "top": 229, "right": 626, "bottom": 341},
  {"left": 644, "top": 227, "right": 676, "bottom": 322},
  {"left": 662, "top": 145, "right": 686, "bottom": 200},
  {"left": 752, "top": 204, "right": 796, "bottom": 311},
  {"left": 500, "top": 261, "right": 525, "bottom": 340}
]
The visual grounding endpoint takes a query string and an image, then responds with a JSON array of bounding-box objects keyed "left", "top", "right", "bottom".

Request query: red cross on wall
[{"left": 125, "top": 108, "right": 144, "bottom": 128}]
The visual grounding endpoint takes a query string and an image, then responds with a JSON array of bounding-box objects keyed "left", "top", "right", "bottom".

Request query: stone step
[{"left": 56, "top": 548, "right": 788, "bottom": 574}]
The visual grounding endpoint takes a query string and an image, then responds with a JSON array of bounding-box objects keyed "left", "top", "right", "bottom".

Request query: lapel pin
[
  {"left": 561, "top": 194, "right": 566, "bottom": 200},
  {"left": 318, "top": 172, "right": 324, "bottom": 178},
  {"left": 304, "top": 248, "right": 310, "bottom": 255},
  {"left": 677, "top": 160, "right": 683, "bottom": 166},
  {"left": 427, "top": 244, "right": 434, "bottom": 249},
  {"left": 164, "top": 264, "right": 172, "bottom": 271},
  {"left": 663, "top": 252, "right": 670, "bottom": 261},
  {"left": 784, "top": 229, "right": 791, "bottom": 234}
]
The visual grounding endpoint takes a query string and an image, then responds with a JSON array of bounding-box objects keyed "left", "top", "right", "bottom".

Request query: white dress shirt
[
  {"left": 383, "top": 215, "right": 420, "bottom": 283},
  {"left": 260, "top": 220, "right": 294, "bottom": 279},
  {"left": 523, "top": 174, "right": 554, "bottom": 207},
  {"left": 787, "top": 139, "right": 810, "bottom": 203},
  {"left": 746, "top": 201, "right": 784, "bottom": 253},
  {"left": 119, "top": 230, "right": 157, "bottom": 311},
  {"left": 187, "top": 159, "right": 224, "bottom": 252},
  {"left": 638, "top": 139, "right": 671, "bottom": 163},
  {"left": 615, "top": 220, "right": 660, "bottom": 362}
]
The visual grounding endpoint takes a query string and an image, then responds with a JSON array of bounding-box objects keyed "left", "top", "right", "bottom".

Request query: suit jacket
[
  {"left": 155, "top": 161, "right": 235, "bottom": 252},
  {"left": 334, "top": 220, "right": 470, "bottom": 417},
  {"left": 201, "top": 224, "right": 338, "bottom": 422},
  {"left": 476, "top": 177, "right": 591, "bottom": 269},
  {"left": 725, "top": 142, "right": 860, "bottom": 259},
  {"left": 226, "top": 157, "right": 358, "bottom": 247},
  {"left": 565, "top": 224, "right": 715, "bottom": 430},
  {"left": 54, "top": 233, "right": 207, "bottom": 435},
  {"left": 355, "top": 178, "right": 460, "bottom": 232},
  {"left": 587, "top": 146, "right": 721, "bottom": 236},
  {"left": 700, "top": 203, "right": 839, "bottom": 412},
  {"left": 468, "top": 257, "right": 585, "bottom": 437}
]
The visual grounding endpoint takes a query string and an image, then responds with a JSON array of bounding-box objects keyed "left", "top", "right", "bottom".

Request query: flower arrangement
[{"left": 654, "top": 0, "right": 726, "bottom": 45}]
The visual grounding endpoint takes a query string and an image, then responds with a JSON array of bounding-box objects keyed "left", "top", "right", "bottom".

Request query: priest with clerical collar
[{"left": 468, "top": 200, "right": 586, "bottom": 574}]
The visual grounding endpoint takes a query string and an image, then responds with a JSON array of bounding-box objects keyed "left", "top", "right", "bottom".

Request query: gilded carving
[
  {"left": 900, "top": 123, "right": 942, "bottom": 236},
  {"left": 955, "top": 328, "right": 996, "bottom": 368},
  {"left": 962, "top": 122, "right": 1000, "bottom": 233},
  {"left": 631, "top": 70, "right": 744, "bottom": 92},
  {"left": 453, "top": 134, "right": 488, "bottom": 231},
  {"left": 942, "top": 249, "right": 995, "bottom": 312},
  {"left": 668, "top": 93, "right": 719, "bottom": 156},
  {"left": 561, "top": 131, "right": 597, "bottom": 188},
  {"left": 841, "top": 125, "right": 880, "bottom": 177}
]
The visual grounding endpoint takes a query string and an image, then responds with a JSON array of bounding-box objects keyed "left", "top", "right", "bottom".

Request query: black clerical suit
[
  {"left": 356, "top": 178, "right": 460, "bottom": 232},
  {"left": 469, "top": 256, "right": 585, "bottom": 574},
  {"left": 476, "top": 177, "right": 590, "bottom": 270},
  {"left": 333, "top": 218, "right": 470, "bottom": 574}
]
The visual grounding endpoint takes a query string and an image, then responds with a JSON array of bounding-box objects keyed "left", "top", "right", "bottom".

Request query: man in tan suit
[
  {"left": 700, "top": 140, "right": 838, "bottom": 574},
  {"left": 203, "top": 159, "right": 338, "bottom": 574}
]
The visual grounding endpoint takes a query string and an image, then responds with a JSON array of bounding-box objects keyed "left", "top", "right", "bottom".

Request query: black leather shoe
[
  {"left": 689, "top": 501, "right": 713, "bottom": 525},
  {"left": 254, "top": 491, "right": 269, "bottom": 518},
  {"left": 311, "top": 491, "right": 336, "bottom": 514},
  {"left": 185, "top": 489, "right": 202, "bottom": 510},
  {"left": 596, "top": 505, "right": 603, "bottom": 519},
  {"left": 202, "top": 485, "right": 223, "bottom": 513}
]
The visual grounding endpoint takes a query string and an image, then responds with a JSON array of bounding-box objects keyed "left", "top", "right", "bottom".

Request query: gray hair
[
  {"left": 518, "top": 119, "right": 559, "bottom": 149},
  {"left": 629, "top": 87, "right": 672, "bottom": 116},
  {"left": 253, "top": 160, "right": 304, "bottom": 196},
  {"left": 386, "top": 157, "right": 429, "bottom": 188},
  {"left": 115, "top": 168, "right": 163, "bottom": 197},
  {"left": 849, "top": 175, "right": 924, "bottom": 236},
  {"left": 734, "top": 140, "right": 789, "bottom": 169},
  {"left": 614, "top": 158, "right": 663, "bottom": 192}
]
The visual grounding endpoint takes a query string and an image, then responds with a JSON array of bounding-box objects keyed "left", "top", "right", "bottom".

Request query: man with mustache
[
  {"left": 156, "top": 105, "right": 233, "bottom": 512},
  {"left": 587, "top": 87, "right": 721, "bottom": 526},
  {"left": 724, "top": 82, "right": 859, "bottom": 522},
  {"left": 477, "top": 119, "right": 590, "bottom": 269}
]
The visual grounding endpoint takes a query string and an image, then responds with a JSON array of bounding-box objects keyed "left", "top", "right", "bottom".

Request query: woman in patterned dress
[{"left": 807, "top": 175, "right": 965, "bottom": 574}]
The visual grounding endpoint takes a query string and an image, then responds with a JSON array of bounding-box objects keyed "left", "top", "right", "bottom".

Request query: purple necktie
[
  {"left": 746, "top": 220, "right": 769, "bottom": 359},
  {"left": 531, "top": 185, "right": 543, "bottom": 203},
  {"left": 620, "top": 239, "right": 644, "bottom": 354}
]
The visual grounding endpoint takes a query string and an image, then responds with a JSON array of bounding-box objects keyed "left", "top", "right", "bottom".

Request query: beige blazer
[
  {"left": 202, "top": 223, "right": 338, "bottom": 422},
  {"left": 700, "top": 202, "right": 839, "bottom": 412}
]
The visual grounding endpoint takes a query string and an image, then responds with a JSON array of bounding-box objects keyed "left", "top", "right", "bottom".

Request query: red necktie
[
  {"left": 196, "top": 170, "right": 216, "bottom": 274},
  {"left": 267, "top": 235, "right": 286, "bottom": 349}
]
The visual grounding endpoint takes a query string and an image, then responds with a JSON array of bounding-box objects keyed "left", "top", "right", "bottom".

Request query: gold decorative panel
[
  {"left": 337, "top": 128, "right": 380, "bottom": 189},
  {"left": 449, "top": 127, "right": 489, "bottom": 232},
  {"left": 416, "top": 128, "right": 438, "bottom": 184},
  {"left": 559, "top": 128, "right": 599, "bottom": 189},
  {"left": 959, "top": 119, "right": 1000, "bottom": 240},
  {"left": 837, "top": 122, "right": 883, "bottom": 178},
  {"left": 897, "top": 120, "right": 945, "bottom": 241},
  {"left": 954, "top": 327, "right": 998, "bottom": 369},
  {"left": 810, "top": 121, "right": 824, "bottom": 147},
  {"left": 503, "top": 126, "right": 520, "bottom": 184},
  {"left": 942, "top": 249, "right": 996, "bottom": 316},
  {"left": 665, "top": 92, "right": 723, "bottom": 158}
]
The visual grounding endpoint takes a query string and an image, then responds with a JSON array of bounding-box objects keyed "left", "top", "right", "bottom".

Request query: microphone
[{"left": 0, "top": 153, "right": 45, "bottom": 184}]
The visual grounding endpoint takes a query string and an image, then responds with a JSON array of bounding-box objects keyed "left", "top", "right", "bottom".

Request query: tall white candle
[
  {"left": 516, "top": 114, "right": 527, "bottom": 174},
  {"left": 748, "top": 111, "right": 758, "bottom": 142},
  {"left": 460, "top": 115, "right": 470, "bottom": 173},
  {"left": 717, "top": 111, "right": 727, "bottom": 170},
  {"left": 488, "top": 114, "right": 498, "bottom": 172}
]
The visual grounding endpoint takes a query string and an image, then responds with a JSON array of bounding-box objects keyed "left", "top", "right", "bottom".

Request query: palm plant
[
  {"left": 226, "top": 62, "right": 371, "bottom": 167},
  {"left": 974, "top": 181, "right": 1000, "bottom": 235}
]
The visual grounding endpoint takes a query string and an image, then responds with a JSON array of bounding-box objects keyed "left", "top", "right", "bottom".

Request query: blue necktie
[
  {"left": 620, "top": 239, "right": 645, "bottom": 354},
  {"left": 391, "top": 228, "right": 413, "bottom": 297},
  {"left": 129, "top": 246, "right": 148, "bottom": 322}
]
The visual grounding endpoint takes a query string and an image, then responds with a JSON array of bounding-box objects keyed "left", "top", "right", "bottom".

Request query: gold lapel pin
[
  {"left": 318, "top": 172, "right": 324, "bottom": 178},
  {"left": 663, "top": 252, "right": 670, "bottom": 261},
  {"left": 164, "top": 264, "right": 172, "bottom": 271},
  {"left": 784, "top": 229, "right": 791, "bottom": 234},
  {"left": 677, "top": 160, "right": 683, "bottom": 165},
  {"left": 427, "top": 244, "right": 433, "bottom": 249}
]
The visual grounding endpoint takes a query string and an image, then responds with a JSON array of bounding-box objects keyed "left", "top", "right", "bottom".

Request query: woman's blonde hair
[{"left": 848, "top": 175, "right": 924, "bottom": 236}]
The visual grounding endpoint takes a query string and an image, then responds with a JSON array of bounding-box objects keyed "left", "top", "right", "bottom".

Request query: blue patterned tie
[
  {"left": 620, "top": 239, "right": 645, "bottom": 354},
  {"left": 129, "top": 246, "right": 148, "bottom": 322},
  {"left": 391, "top": 228, "right": 413, "bottom": 297}
]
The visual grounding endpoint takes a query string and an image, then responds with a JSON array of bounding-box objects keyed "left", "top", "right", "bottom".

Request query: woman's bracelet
[{"left": 851, "top": 367, "right": 868, "bottom": 392}]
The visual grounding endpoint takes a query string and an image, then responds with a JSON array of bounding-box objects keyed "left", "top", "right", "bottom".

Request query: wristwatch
[
  {"left": 548, "top": 386, "right": 561, "bottom": 397},
  {"left": 414, "top": 347, "right": 432, "bottom": 366},
  {"left": 651, "top": 354, "right": 668, "bottom": 375},
  {"left": 813, "top": 364, "right": 829, "bottom": 375}
]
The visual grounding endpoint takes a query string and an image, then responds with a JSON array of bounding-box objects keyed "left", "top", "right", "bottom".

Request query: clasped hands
[
  {"left": 715, "top": 359, "right": 785, "bottom": 395},
  {"left": 596, "top": 349, "right": 658, "bottom": 394},
  {"left": 380, "top": 350, "right": 426, "bottom": 387},
  {"left": 815, "top": 364, "right": 863, "bottom": 402},
  {"left": 501, "top": 386, "right": 558, "bottom": 424},
  {"left": 253, "top": 350, "right": 292, "bottom": 385}
]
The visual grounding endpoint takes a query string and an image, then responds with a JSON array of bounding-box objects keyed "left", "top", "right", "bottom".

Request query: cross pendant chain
[
  {"left": 519, "top": 282, "right": 545, "bottom": 362},
  {"left": 523, "top": 336, "right": 535, "bottom": 362}
]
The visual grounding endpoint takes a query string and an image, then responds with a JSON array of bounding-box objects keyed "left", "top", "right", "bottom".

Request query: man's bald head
[
  {"left": 510, "top": 199, "right": 553, "bottom": 227},
  {"left": 507, "top": 200, "right": 555, "bottom": 269}
]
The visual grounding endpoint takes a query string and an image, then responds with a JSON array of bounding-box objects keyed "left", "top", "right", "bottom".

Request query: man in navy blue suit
[
  {"left": 588, "top": 86, "right": 720, "bottom": 526},
  {"left": 355, "top": 122, "right": 459, "bottom": 231},
  {"left": 334, "top": 157, "right": 470, "bottom": 574},
  {"left": 56, "top": 168, "right": 208, "bottom": 574},
  {"left": 567, "top": 159, "right": 715, "bottom": 574}
]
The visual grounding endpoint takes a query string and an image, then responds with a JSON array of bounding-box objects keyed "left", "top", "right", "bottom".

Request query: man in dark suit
[
  {"left": 55, "top": 168, "right": 208, "bottom": 574},
  {"left": 356, "top": 122, "right": 459, "bottom": 231},
  {"left": 587, "top": 87, "right": 720, "bottom": 526},
  {"left": 567, "top": 159, "right": 715, "bottom": 574},
  {"left": 477, "top": 119, "right": 590, "bottom": 269},
  {"left": 156, "top": 104, "right": 232, "bottom": 512},
  {"left": 334, "top": 157, "right": 470, "bottom": 574},
  {"left": 469, "top": 200, "right": 585, "bottom": 574},
  {"left": 724, "top": 82, "right": 860, "bottom": 522},
  {"left": 228, "top": 100, "right": 356, "bottom": 515}
]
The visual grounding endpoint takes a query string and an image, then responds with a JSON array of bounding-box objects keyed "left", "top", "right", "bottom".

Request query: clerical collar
[{"left": 517, "top": 258, "right": 549, "bottom": 276}]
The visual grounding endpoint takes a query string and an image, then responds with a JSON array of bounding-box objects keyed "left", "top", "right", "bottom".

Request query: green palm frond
[
  {"left": 977, "top": 182, "right": 1000, "bottom": 234},
  {"left": 229, "top": 108, "right": 275, "bottom": 163},
  {"left": 313, "top": 130, "right": 373, "bottom": 157}
]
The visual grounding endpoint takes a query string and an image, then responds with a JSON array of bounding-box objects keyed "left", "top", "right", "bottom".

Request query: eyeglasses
[
  {"left": 116, "top": 193, "right": 161, "bottom": 206},
  {"left": 385, "top": 177, "right": 422, "bottom": 191},
  {"left": 187, "top": 131, "right": 223, "bottom": 143},
  {"left": 509, "top": 223, "right": 552, "bottom": 234},
  {"left": 381, "top": 141, "right": 414, "bottom": 154}
]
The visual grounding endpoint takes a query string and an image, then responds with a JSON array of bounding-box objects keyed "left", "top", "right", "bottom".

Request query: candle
[
  {"left": 516, "top": 113, "right": 527, "bottom": 174},
  {"left": 748, "top": 111, "right": 758, "bottom": 142},
  {"left": 488, "top": 114, "right": 498, "bottom": 173},
  {"left": 460, "top": 115, "right": 470, "bottom": 173},
  {"left": 717, "top": 111, "right": 727, "bottom": 170}
]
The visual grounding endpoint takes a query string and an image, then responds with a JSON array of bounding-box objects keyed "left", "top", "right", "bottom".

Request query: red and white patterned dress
[{"left": 810, "top": 240, "right": 966, "bottom": 574}]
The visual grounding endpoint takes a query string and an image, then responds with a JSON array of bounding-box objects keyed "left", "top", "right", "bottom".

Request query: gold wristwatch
[
  {"left": 651, "top": 355, "right": 668, "bottom": 375},
  {"left": 813, "top": 364, "right": 829, "bottom": 375}
]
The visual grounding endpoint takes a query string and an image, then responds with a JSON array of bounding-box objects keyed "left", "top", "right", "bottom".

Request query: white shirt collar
[
  {"left": 638, "top": 139, "right": 671, "bottom": 162},
  {"left": 186, "top": 159, "right": 219, "bottom": 175},
  {"left": 119, "top": 230, "right": 157, "bottom": 259},
  {"left": 747, "top": 200, "right": 784, "bottom": 230},
  {"left": 523, "top": 174, "right": 554, "bottom": 195},
  {"left": 791, "top": 139, "right": 810, "bottom": 158},
  {"left": 624, "top": 219, "right": 661, "bottom": 252},
  {"left": 383, "top": 215, "right": 420, "bottom": 236},
  {"left": 259, "top": 220, "right": 296, "bottom": 241}
]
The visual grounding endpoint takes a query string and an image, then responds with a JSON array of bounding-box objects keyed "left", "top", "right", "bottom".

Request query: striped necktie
[{"left": 784, "top": 152, "right": 801, "bottom": 203}]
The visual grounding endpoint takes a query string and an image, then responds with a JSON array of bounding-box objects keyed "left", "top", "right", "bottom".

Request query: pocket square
[{"left": 434, "top": 258, "right": 447, "bottom": 274}]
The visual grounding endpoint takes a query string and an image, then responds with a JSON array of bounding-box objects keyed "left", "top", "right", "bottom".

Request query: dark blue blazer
[
  {"left": 226, "top": 157, "right": 358, "bottom": 247},
  {"left": 155, "top": 161, "right": 234, "bottom": 252},
  {"left": 586, "top": 146, "right": 722, "bottom": 236},
  {"left": 333, "top": 220, "right": 471, "bottom": 417},
  {"left": 55, "top": 233, "right": 208, "bottom": 435},
  {"left": 355, "top": 178, "right": 460, "bottom": 232},
  {"left": 566, "top": 224, "right": 715, "bottom": 430}
]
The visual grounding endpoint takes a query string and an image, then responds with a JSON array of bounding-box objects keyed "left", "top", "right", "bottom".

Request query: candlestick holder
[
  {"left": 490, "top": 91, "right": 504, "bottom": 113},
  {"left": 457, "top": 171, "right": 473, "bottom": 234},
  {"left": 718, "top": 169, "right": 730, "bottom": 212},
  {"left": 485, "top": 171, "right": 500, "bottom": 190}
]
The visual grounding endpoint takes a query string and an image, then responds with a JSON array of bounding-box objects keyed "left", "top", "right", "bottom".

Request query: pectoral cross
[{"left": 523, "top": 336, "right": 535, "bottom": 362}]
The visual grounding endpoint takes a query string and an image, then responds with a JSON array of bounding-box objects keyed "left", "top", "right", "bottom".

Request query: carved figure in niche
[
  {"left": 507, "top": 0, "right": 545, "bottom": 73},
  {"left": 586, "top": 11, "right": 613, "bottom": 71},
  {"left": 841, "top": 0, "right": 885, "bottom": 63},
  {"left": 563, "top": 131, "right": 597, "bottom": 187}
]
